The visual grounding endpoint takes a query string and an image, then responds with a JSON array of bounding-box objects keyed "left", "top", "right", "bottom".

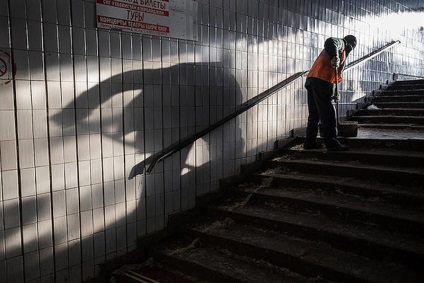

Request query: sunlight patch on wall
[{"left": 370, "top": 11, "right": 424, "bottom": 38}]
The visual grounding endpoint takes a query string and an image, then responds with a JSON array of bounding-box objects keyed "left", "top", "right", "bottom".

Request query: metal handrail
[
  {"left": 130, "top": 71, "right": 307, "bottom": 177},
  {"left": 129, "top": 40, "right": 401, "bottom": 178},
  {"left": 344, "top": 40, "right": 400, "bottom": 71}
]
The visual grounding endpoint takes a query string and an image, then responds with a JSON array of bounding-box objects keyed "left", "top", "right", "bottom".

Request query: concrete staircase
[
  {"left": 111, "top": 80, "right": 424, "bottom": 283},
  {"left": 349, "top": 79, "right": 424, "bottom": 130},
  {"left": 118, "top": 137, "right": 424, "bottom": 283}
]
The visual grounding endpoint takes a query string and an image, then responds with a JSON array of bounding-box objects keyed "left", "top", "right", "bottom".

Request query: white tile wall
[{"left": 1, "top": 0, "right": 423, "bottom": 281}]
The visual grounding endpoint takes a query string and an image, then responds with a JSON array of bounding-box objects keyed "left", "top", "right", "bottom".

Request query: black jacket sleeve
[{"left": 324, "top": 37, "right": 344, "bottom": 59}]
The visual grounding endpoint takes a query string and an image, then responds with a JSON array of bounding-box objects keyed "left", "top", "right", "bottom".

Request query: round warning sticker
[{"left": 0, "top": 49, "right": 15, "bottom": 85}]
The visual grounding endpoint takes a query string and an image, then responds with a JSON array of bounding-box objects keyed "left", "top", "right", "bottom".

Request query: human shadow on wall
[
  {"left": 37, "top": 62, "right": 245, "bottom": 281},
  {"left": 51, "top": 61, "right": 244, "bottom": 227},
  {"left": 54, "top": 62, "right": 244, "bottom": 178}
]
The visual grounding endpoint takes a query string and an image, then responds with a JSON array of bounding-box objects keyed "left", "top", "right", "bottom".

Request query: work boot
[
  {"left": 326, "top": 144, "right": 350, "bottom": 151},
  {"left": 325, "top": 138, "right": 349, "bottom": 151},
  {"left": 303, "top": 142, "right": 324, "bottom": 150}
]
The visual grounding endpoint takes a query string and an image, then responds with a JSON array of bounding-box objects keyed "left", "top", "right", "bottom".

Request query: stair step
[
  {"left": 159, "top": 238, "right": 314, "bottom": 283},
  {"left": 211, "top": 205, "right": 424, "bottom": 270},
  {"left": 291, "top": 136, "right": 424, "bottom": 154},
  {"left": 354, "top": 108, "right": 424, "bottom": 116},
  {"left": 279, "top": 148, "right": 424, "bottom": 168},
  {"left": 238, "top": 186, "right": 424, "bottom": 235},
  {"left": 267, "top": 159, "right": 424, "bottom": 187},
  {"left": 387, "top": 84, "right": 424, "bottom": 90},
  {"left": 392, "top": 79, "right": 424, "bottom": 85},
  {"left": 334, "top": 137, "right": 424, "bottom": 151},
  {"left": 113, "top": 265, "right": 195, "bottom": 283},
  {"left": 372, "top": 95, "right": 424, "bottom": 102},
  {"left": 381, "top": 90, "right": 424, "bottom": 96},
  {"left": 357, "top": 123, "right": 424, "bottom": 131},
  {"left": 351, "top": 115, "right": 424, "bottom": 124},
  {"left": 249, "top": 172, "right": 424, "bottom": 206},
  {"left": 372, "top": 102, "right": 424, "bottom": 108},
  {"left": 184, "top": 217, "right": 424, "bottom": 283}
]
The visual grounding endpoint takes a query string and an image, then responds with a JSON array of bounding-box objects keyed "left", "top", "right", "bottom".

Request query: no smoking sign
[{"left": 0, "top": 49, "right": 16, "bottom": 85}]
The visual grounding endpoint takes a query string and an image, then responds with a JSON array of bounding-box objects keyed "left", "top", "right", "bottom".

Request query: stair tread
[
  {"left": 215, "top": 203, "right": 424, "bottom": 257},
  {"left": 243, "top": 186, "right": 424, "bottom": 225},
  {"left": 370, "top": 104, "right": 424, "bottom": 109},
  {"left": 380, "top": 95, "right": 424, "bottom": 98},
  {"left": 382, "top": 89, "right": 424, "bottom": 92},
  {"left": 393, "top": 79, "right": 424, "bottom": 83},
  {"left": 281, "top": 148, "right": 424, "bottom": 161},
  {"left": 382, "top": 92, "right": 424, "bottom": 94},
  {"left": 356, "top": 108, "right": 424, "bottom": 111},
  {"left": 277, "top": 148, "right": 424, "bottom": 174},
  {"left": 256, "top": 171, "right": 424, "bottom": 199},
  {"left": 354, "top": 109, "right": 424, "bottom": 116},
  {"left": 372, "top": 104, "right": 424, "bottom": 109},
  {"left": 373, "top": 101, "right": 424, "bottom": 104},
  {"left": 387, "top": 86, "right": 424, "bottom": 89},
  {"left": 353, "top": 115, "right": 424, "bottom": 118},
  {"left": 114, "top": 265, "right": 195, "bottom": 283},
  {"left": 357, "top": 123, "right": 424, "bottom": 130},
  {"left": 270, "top": 158, "right": 424, "bottom": 175},
  {"left": 186, "top": 218, "right": 423, "bottom": 283},
  {"left": 161, "top": 239, "right": 316, "bottom": 283},
  {"left": 372, "top": 95, "right": 424, "bottom": 101}
]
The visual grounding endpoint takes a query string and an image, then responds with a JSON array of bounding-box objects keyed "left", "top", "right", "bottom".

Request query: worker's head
[{"left": 344, "top": 35, "right": 357, "bottom": 54}]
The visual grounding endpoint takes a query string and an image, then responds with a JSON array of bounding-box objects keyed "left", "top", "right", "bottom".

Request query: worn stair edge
[
  {"left": 351, "top": 115, "right": 424, "bottom": 124},
  {"left": 158, "top": 239, "right": 316, "bottom": 283},
  {"left": 241, "top": 187, "right": 424, "bottom": 235},
  {"left": 268, "top": 159, "right": 424, "bottom": 187},
  {"left": 387, "top": 85, "right": 424, "bottom": 90},
  {"left": 381, "top": 89, "right": 424, "bottom": 93},
  {"left": 182, "top": 220, "right": 423, "bottom": 283},
  {"left": 236, "top": 137, "right": 304, "bottom": 175},
  {"left": 248, "top": 172, "right": 424, "bottom": 206},
  {"left": 354, "top": 109, "right": 424, "bottom": 116},
  {"left": 372, "top": 102, "right": 424, "bottom": 108},
  {"left": 392, "top": 80, "right": 424, "bottom": 85},
  {"left": 112, "top": 262, "right": 199, "bottom": 283},
  {"left": 291, "top": 137, "right": 424, "bottom": 152},
  {"left": 279, "top": 148, "right": 424, "bottom": 168},
  {"left": 372, "top": 95, "right": 424, "bottom": 102},
  {"left": 356, "top": 123, "right": 424, "bottom": 131},
  {"left": 380, "top": 91, "right": 424, "bottom": 96},
  {"left": 209, "top": 207, "right": 424, "bottom": 270},
  {"left": 159, "top": 250, "right": 240, "bottom": 283}
]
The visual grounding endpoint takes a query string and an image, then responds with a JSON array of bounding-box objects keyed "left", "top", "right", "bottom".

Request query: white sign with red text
[{"left": 96, "top": 0, "right": 198, "bottom": 41}]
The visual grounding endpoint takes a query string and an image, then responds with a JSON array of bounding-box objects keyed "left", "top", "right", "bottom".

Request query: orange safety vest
[{"left": 307, "top": 48, "right": 346, "bottom": 84}]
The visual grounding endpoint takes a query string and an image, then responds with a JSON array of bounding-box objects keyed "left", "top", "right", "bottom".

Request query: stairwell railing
[{"left": 129, "top": 40, "right": 401, "bottom": 178}]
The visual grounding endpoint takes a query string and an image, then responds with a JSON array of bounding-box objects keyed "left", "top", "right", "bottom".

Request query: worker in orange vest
[{"left": 304, "top": 35, "right": 357, "bottom": 151}]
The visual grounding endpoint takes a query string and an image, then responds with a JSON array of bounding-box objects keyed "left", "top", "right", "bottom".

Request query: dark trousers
[{"left": 305, "top": 84, "right": 340, "bottom": 147}]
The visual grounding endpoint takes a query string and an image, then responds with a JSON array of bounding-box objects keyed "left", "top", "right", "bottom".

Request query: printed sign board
[{"left": 96, "top": 0, "right": 198, "bottom": 41}]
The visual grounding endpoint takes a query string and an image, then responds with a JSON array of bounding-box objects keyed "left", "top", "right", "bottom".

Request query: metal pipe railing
[
  {"left": 129, "top": 71, "right": 307, "bottom": 178},
  {"left": 129, "top": 40, "right": 401, "bottom": 178},
  {"left": 344, "top": 40, "right": 400, "bottom": 71}
]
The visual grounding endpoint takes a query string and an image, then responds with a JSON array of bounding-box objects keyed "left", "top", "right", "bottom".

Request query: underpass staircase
[{"left": 111, "top": 79, "right": 424, "bottom": 283}]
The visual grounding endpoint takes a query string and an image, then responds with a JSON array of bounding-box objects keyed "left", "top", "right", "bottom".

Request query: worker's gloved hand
[
  {"left": 333, "top": 91, "right": 340, "bottom": 102},
  {"left": 331, "top": 57, "right": 340, "bottom": 68}
]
